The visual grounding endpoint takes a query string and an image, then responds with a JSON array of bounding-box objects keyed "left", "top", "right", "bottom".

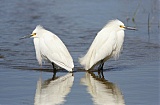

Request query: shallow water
[{"left": 0, "top": 0, "right": 159, "bottom": 105}]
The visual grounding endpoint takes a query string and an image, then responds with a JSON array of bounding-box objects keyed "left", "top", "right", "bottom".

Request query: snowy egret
[
  {"left": 20, "top": 25, "right": 74, "bottom": 73},
  {"left": 79, "top": 19, "right": 136, "bottom": 70}
]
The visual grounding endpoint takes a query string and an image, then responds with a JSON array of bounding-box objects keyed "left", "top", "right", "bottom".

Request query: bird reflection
[
  {"left": 81, "top": 71, "right": 125, "bottom": 105},
  {"left": 34, "top": 73, "right": 74, "bottom": 105}
]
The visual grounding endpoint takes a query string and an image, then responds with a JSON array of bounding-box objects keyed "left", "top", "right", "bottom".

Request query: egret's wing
[
  {"left": 39, "top": 32, "right": 74, "bottom": 71},
  {"left": 34, "top": 38, "right": 42, "bottom": 65},
  {"left": 81, "top": 27, "right": 116, "bottom": 69},
  {"left": 93, "top": 31, "right": 116, "bottom": 63},
  {"left": 91, "top": 30, "right": 124, "bottom": 66},
  {"left": 89, "top": 26, "right": 114, "bottom": 50}
]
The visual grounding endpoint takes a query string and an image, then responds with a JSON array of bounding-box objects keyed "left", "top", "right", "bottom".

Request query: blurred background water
[{"left": 0, "top": 0, "right": 159, "bottom": 105}]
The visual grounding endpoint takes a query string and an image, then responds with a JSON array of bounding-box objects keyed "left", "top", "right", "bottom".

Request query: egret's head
[
  {"left": 19, "top": 25, "right": 44, "bottom": 40},
  {"left": 31, "top": 25, "right": 44, "bottom": 38},
  {"left": 116, "top": 20, "right": 126, "bottom": 30}
]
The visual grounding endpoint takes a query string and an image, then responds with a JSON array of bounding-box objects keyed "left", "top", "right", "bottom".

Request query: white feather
[
  {"left": 34, "top": 38, "right": 42, "bottom": 65},
  {"left": 32, "top": 26, "right": 74, "bottom": 71},
  {"left": 79, "top": 19, "right": 125, "bottom": 70}
]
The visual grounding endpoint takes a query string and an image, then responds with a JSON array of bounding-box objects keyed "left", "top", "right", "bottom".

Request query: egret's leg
[
  {"left": 98, "top": 70, "right": 104, "bottom": 79},
  {"left": 52, "top": 62, "right": 57, "bottom": 79},
  {"left": 98, "top": 61, "right": 104, "bottom": 79},
  {"left": 101, "top": 70, "right": 104, "bottom": 78},
  {"left": 98, "top": 60, "right": 104, "bottom": 70}
]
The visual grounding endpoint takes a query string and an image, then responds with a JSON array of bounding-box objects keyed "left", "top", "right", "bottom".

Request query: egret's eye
[
  {"left": 120, "top": 25, "right": 125, "bottom": 28},
  {"left": 31, "top": 33, "right": 36, "bottom": 36}
]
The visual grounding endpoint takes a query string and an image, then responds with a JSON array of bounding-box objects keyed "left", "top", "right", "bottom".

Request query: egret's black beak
[
  {"left": 19, "top": 34, "right": 32, "bottom": 40},
  {"left": 125, "top": 26, "right": 137, "bottom": 30}
]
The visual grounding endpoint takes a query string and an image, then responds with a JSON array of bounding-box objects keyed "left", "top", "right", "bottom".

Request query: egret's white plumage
[
  {"left": 31, "top": 25, "right": 74, "bottom": 72},
  {"left": 79, "top": 19, "right": 131, "bottom": 70}
]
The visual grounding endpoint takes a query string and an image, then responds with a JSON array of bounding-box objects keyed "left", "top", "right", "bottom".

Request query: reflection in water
[
  {"left": 81, "top": 71, "right": 125, "bottom": 105},
  {"left": 34, "top": 73, "right": 74, "bottom": 105}
]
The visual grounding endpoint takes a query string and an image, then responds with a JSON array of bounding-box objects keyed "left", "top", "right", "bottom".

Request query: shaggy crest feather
[{"left": 36, "top": 25, "right": 44, "bottom": 30}]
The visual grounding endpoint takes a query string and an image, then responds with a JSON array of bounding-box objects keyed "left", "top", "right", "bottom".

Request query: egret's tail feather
[
  {"left": 79, "top": 56, "right": 90, "bottom": 70},
  {"left": 54, "top": 61, "right": 74, "bottom": 72},
  {"left": 79, "top": 57, "right": 86, "bottom": 70}
]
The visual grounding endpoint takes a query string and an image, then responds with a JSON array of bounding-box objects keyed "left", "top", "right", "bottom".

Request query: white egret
[
  {"left": 79, "top": 19, "right": 136, "bottom": 70},
  {"left": 20, "top": 25, "right": 74, "bottom": 72}
]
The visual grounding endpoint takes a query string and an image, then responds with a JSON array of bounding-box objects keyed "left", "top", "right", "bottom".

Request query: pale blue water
[{"left": 0, "top": 0, "right": 159, "bottom": 105}]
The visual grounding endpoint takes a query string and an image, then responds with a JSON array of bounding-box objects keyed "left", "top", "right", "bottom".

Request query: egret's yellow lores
[
  {"left": 21, "top": 25, "right": 74, "bottom": 72},
  {"left": 79, "top": 19, "right": 136, "bottom": 70}
]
